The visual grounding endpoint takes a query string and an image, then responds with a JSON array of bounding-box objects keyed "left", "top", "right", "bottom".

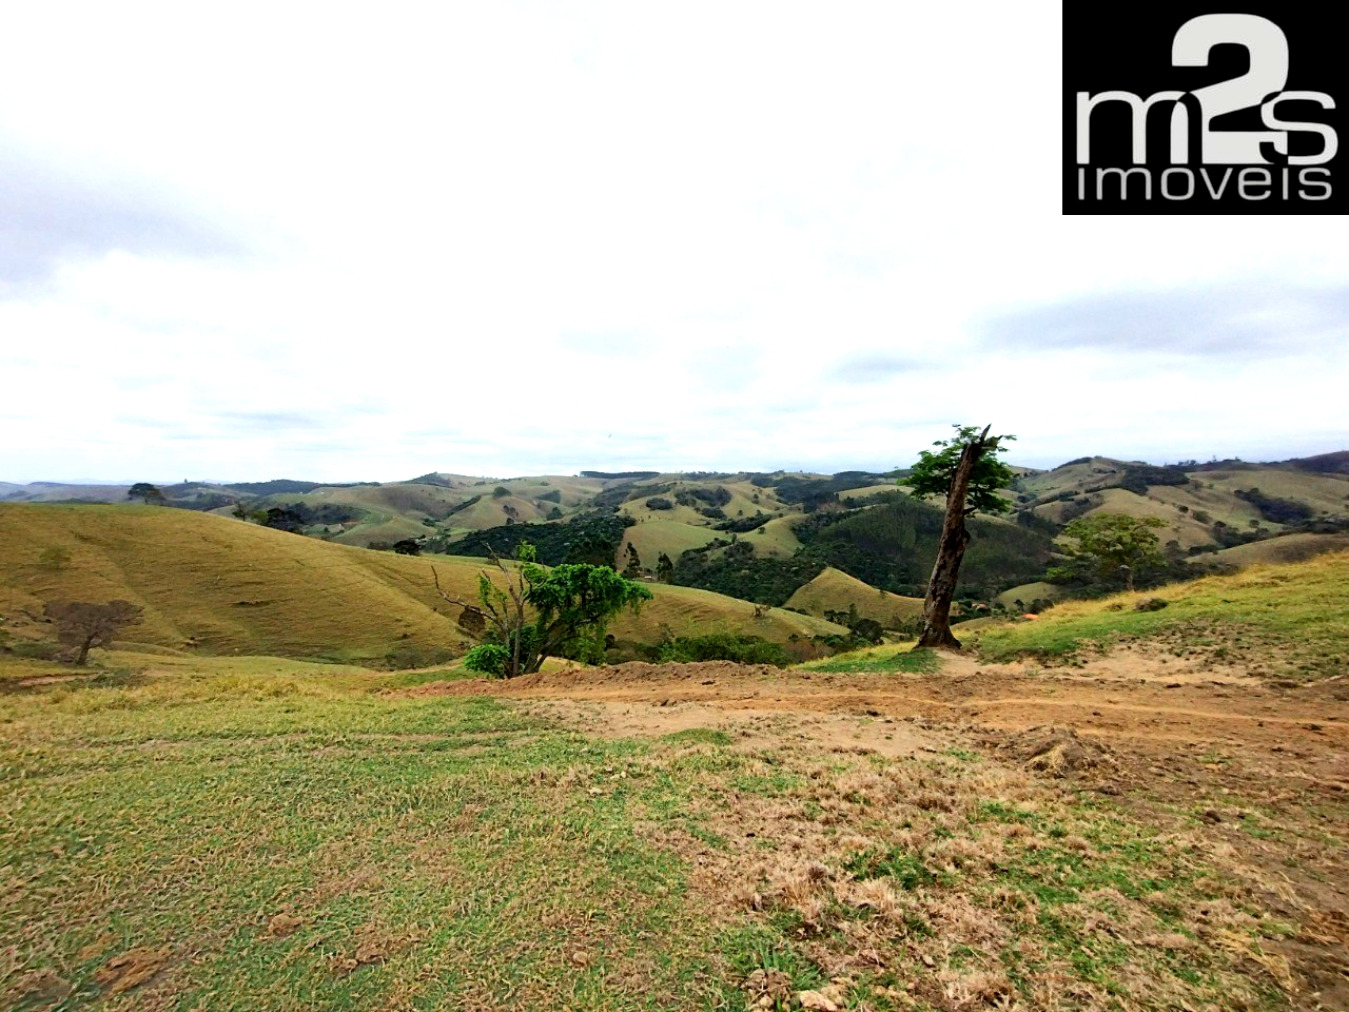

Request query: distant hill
[
  {"left": 1, "top": 481, "right": 129, "bottom": 503},
  {"left": 1186, "top": 531, "right": 1349, "bottom": 570},
  {"left": 0, "top": 503, "right": 843, "bottom": 667},
  {"left": 1015, "top": 455, "right": 1349, "bottom": 554},
  {"left": 784, "top": 568, "right": 924, "bottom": 630},
  {"left": 1287, "top": 451, "right": 1349, "bottom": 475},
  {"left": 6, "top": 451, "right": 1347, "bottom": 612}
]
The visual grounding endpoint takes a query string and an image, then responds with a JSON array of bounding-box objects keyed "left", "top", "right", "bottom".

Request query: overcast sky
[{"left": 2, "top": 2, "right": 1346, "bottom": 484}]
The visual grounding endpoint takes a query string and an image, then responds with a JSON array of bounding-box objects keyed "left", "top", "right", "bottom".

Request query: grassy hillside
[
  {"left": 619, "top": 520, "right": 724, "bottom": 570},
  {"left": 993, "top": 580, "right": 1068, "bottom": 610},
  {"left": 972, "top": 551, "right": 1349, "bottom": 679},
  {"left": 784, "top": 568, "right": 924, "bottom": 629},
  {"left": 0, "top": 504, "right": 841, "bottom": 667},
  {"left": 746, "top": 515, "right": 803, "bottom": 558},
  {"left": 1078, "top": 488, "right": 1216, "bottom": 549},
  {"left": 1189, "top": 531, "right": 1349, "bottom": 569},
  {"left": 1020, "top": 458, "right": 1349, "bottom": 553}
]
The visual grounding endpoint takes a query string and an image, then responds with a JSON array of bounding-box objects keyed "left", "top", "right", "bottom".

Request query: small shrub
[{"left": 463, "top": 643, "right": 510, "bottom": 676}]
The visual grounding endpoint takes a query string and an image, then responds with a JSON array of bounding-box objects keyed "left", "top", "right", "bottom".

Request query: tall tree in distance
[
  {"left": 905, "top": 425, "right": 1015, "bottom": 650},
  {"left": 127, "top": 483, "right": 165, "bottom": 505}
]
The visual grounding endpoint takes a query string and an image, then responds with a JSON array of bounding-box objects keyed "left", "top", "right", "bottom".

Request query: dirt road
[{"left": 416, "top": 646, "right": 1349, "bottom": 1006}]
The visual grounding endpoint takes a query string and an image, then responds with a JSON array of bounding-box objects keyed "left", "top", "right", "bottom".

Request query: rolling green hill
[
  {"left": 0, "top": 504, "right": 844, "bottom": 668},
  {"left": 783, "top": 568, "right": 924, "bottom": 629},
  {"left": 8, "top": 452, "right": 1348, "bottom": 619},
  {"left": 1017, "top": 457, "right": 1349, "bottom": 553}
]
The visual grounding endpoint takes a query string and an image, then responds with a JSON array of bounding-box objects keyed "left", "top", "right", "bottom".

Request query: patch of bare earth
[
  {"left": 93, "top": 946, "right": 173, "bottom": 994},
  {"left": 411, "top": 650, "right": 1349, "bottom": 1009}
]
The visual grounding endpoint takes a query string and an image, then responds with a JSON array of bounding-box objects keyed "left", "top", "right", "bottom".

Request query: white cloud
[{"left": 0, "top": 1, "right": 1345, "bottom": 482}]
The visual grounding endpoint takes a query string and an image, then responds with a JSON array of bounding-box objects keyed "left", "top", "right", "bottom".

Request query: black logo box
[{"left": 1063, "top": 3, "right": 1345, "bottom": 213}]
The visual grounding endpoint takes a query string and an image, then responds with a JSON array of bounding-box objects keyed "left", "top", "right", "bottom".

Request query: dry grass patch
[{"left": 637, "top": 730, "right": 1298, "bottom": 1010}]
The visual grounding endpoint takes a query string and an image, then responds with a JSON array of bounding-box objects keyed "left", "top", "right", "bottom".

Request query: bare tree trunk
[{"left": 915, "top": 427, "right": 988, "bottom": 651}]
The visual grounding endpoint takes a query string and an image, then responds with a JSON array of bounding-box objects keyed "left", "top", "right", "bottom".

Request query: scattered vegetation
[
  {"left": 441, "top": 511, "right": 634, "bottom": 567},
  {"left": 797, "top": 644, "right": 942, "bottom": 674},
  {"left": 642, "top": 632, "right": 792, "bottom": 667}
]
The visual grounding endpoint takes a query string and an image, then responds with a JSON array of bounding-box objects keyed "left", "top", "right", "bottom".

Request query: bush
[
  {"left": 463, "top": 643, "right": 510, "bottom": 676},
  {"left": 643, "top": 633, "right": 791, "bottom": 667},
  {"left": 645, "top": 496, "right": 674, "bottom": 510}
]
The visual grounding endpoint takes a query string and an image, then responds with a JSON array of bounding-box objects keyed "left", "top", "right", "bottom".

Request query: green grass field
[{"left": 0, "top": 653, "right": 1296, "bottom": 1011}]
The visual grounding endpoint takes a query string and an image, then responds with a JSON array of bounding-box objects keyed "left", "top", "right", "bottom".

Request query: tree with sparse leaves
[
  {"left": 905, "top": 424, "right": 1015, "bottom": 650},
  {"left": 44, "top": 599, "right": 144, "bottom": 665}
]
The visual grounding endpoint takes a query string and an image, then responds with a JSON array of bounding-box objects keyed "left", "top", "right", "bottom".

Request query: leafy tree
[
  {"left": 442, "top": 511, "right": 632, "bottom": 567},
  {"left": 656, "top": 551, "right": 674, "bottom": 583},
  {"left": 43, "top": 599, "right": 144, "bottom": 665},
  {"left": 434, "top": 543, "right": 651, "bottom": 677},
  {"left": 623, "top": 542, "right": 642, "bottom": 577},
  {"left": 392, "top": 539, "right": 422, "bottom": 555},
  {"left": 1048, "top": 513, "right": 1167, "bottom": 591},
  {"left": 262, "top": 506, "right": 307, "bottom": 533},
  {"left": 128, "top": 482, "right": 165, "bottom": 505},
  {"left": 904, "top": 425, "right": 1016, "bottom": 649}
]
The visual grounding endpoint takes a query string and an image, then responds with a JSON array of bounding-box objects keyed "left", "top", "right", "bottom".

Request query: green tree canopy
[
  {"left": 905, "top": 424, "right": 1017, "bottom": 650},
  {"left": 527, "top": 561, "right": 652, "bottom": 666},
  {"left": 1049, "top": 513, "right": 1167, "bottom": 591},
  {"left": 127, "top": 482, "right": 165, "bottom": 505},
  {"left": 904, "top": 425, "right": 1015, "bottom": 515},
  {"left": 438, "top": 542, "right": 651, "bottom": 677}
]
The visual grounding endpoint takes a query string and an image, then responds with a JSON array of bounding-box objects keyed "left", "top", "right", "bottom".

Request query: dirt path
[
  {"left": 416, "top": 651, "right": 1347, "bottom": 770},
  {"left": 411, "top": 647, "right": 1349, "bottom": 1006}
]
